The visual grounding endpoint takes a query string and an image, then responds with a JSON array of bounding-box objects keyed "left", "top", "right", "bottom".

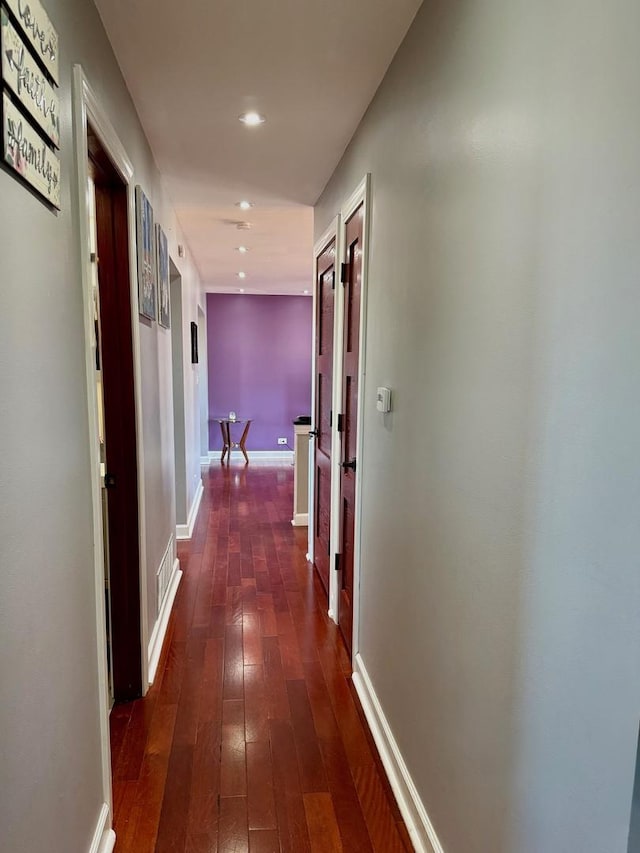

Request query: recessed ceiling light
[
  {"left": 238, "top": 272, "right": 247, "bottom": 279},
  {"left": 239, "top": 111, "right": 265, "bottom": 126},
  {"left": 239, "top": 288, "right": 245, "bottom": 293},
  {"left": 303, "top": 289, "right": 310, "bottom": 294},
  {"left": 236, "top": 200, "right": 253, "bottom": 210},
  {"left": 236, "top": 246, "right": 249, "bottom": 253}
]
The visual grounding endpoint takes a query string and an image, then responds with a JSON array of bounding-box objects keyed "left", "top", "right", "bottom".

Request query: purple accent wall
[{"left": 207, "top": 293, "right": 312, "bottom": 451}]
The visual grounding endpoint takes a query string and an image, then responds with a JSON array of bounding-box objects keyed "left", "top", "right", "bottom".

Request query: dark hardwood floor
[{"left": 110, "top": 461, "right": 412, "bottom": 852}]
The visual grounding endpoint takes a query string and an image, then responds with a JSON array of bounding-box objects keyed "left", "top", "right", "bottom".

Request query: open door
[
  {"left": 312, "top": 238, "right": 336, "bottom": 597},
  {"left": 88, "top": 125, "right": 142, "bottom": 701}
]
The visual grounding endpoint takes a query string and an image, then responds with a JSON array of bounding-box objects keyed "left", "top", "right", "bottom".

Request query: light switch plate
[{"left": 376, "top": 387, "right": 392, "bottom": 413}]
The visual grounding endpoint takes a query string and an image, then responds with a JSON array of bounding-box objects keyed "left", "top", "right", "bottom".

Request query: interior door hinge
[
  {"left": 334, "top": 553, "right": 341, "bottom": 572},
  {"left": 327, "top": 540, "right": 331, "bottom": 556},
  {"left": 340, "top": 262, "right": 349, "bottom": 284},
  {"left": 331, "top": 271, "right": 336, "bottom": 290},
  {"left": 329, "top": 409, "right": 332, "bottom": 428},
  {"left": 337, "top": 413, "right": 344, "bottom": 433}
]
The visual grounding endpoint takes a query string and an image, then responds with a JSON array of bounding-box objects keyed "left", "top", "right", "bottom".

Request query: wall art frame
[
  {"left": 155, "top": 222, "right": 170, "bottom": 329},
  {"left": 190, "top": 321, "right": 198, "bottom": 364},
  {"left": 135, "top": 185, "right": 156, "bottom": 321}
]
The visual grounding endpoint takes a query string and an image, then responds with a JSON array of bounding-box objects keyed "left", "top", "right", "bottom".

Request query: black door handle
[
  {"left": 308, "top": 429, "right": 319, "bottom": 437},
  {"left": 104, "top": 472, "right": 116, "bottom": 489},
  {"left": 341, "top": 458, "right": 356, "bottom": 472}
]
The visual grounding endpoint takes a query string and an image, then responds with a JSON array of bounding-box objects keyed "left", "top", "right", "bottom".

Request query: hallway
[{"left": 110, "top": 462, "right": 412, "bottom": 852}]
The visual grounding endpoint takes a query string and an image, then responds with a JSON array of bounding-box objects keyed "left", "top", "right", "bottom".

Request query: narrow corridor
[{"left": 110, "top": 462, "right": 412, "bottom": 852}]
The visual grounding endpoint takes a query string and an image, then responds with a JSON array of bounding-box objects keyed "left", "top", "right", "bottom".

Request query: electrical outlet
[{"left": 277, "top": 437, "right": 288, "bottom": 445}]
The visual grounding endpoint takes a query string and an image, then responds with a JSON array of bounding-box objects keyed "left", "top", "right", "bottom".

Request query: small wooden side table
[{"left": 213, "top": 418, "right": 252, "bottom": 464}]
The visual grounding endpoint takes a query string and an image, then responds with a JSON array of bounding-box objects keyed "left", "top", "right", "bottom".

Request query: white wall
[
  {"left": 180, "top": 256, "right": 204, "bottom": 522},
  {"left": 142, "top": 211, "right": 202, "bottom": 631},
  {"left": 0, "top": 0, "right": 202, "bottom": 849},
  {"left": 315, "top": 1, "right": 640, "bottom": 851}
]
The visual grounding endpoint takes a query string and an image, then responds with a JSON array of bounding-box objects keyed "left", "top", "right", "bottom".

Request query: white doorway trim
[
  {"left": 72, "top": 65, "right": 150, "bottom": 820},
  {"left": 333, "top": 174, "right": 372, "bottom": 656},
  {"left": 309, "top": 216, "right": 340, "bottom": 584}
]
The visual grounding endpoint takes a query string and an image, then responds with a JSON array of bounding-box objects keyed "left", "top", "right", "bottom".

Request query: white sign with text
[
  {"left": 1, "top": 10, "right": 59, "bottom": 147},
  {"left": 3, "top": 0, "right": 58, "bottom": 84},
  {"left": 3, "top": 91, "right": 60, "bottom": 206}
]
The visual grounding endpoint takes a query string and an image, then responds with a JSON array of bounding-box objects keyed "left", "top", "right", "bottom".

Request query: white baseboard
[
  {"left": 88, "top": 804, "right": 116, "bottom": 853},
  {"left": 200, "top": 454, "right": 210, "bottom": 466},
  {"left": 291, "top": 512, "right": 309, "bottom": 527},
  {"left": 208, "top": 450, "right": 294, "bottom": 461},
  {"left": 352, "top": 653, "right": 444, "bottom": 853},
  {"left": 176, "top": 478, "right": 204, "bottom": 540},
  {"left": 148, "top": 558, "right": 182, "bottom": 684}
]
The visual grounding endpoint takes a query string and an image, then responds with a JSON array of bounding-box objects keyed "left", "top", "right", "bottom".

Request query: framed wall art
[
  {"left": 135, "top": 185, "right": 156, "bottom": 321},
  {"left": 190, "top": 321, "right": 198, "bottom": 364},
  {"left": 155, "top": 223, "right": 170, "bottom": 329}
]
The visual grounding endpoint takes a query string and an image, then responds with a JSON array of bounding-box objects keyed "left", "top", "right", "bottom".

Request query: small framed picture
[
  {"left": 190, "top": 321, "right": 198, "bottom": 363},
  {"left": 155, "top": 224, "right": 170, "bottom": 328},
  {"left": 135, "top": 186, "right": 156, "bottom": 321}
]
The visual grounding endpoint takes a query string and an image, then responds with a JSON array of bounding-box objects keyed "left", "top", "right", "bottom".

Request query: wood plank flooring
[{"left": 111, "top": 461, "right": 412, "bottom": 852}]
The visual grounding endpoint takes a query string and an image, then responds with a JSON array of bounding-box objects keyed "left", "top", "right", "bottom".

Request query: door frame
[
  {"left": 331, "top": 174, "right": 371, "bottom": 656},
  {"left": 72, "top": 65, "right": 149, "bottom": 816},
  {"left": 308, "top": 217, "right": 339, "bottom": 583}
]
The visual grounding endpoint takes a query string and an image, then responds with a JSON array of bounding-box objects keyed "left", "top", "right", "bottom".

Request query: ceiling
[{"left": 94, "top": 0, "right": 423, "bottom": 295}]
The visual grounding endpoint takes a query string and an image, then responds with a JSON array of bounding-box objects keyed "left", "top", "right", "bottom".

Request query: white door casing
[
  {"left": 71, "top": 65, "right": 150, "bottom": 825},
  {"left": 332, "top": 174, "right": 371, "bottom": 656},
  {"left": 310, "top": 175, "right": 371, "bottom": 654}
]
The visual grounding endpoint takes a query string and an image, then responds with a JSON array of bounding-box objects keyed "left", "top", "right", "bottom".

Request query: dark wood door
[
  {"left": 90, "top": 128, "right": 142, "bottom": 701},
  {"left": 313, "top": 238, "right": 336, "bottom": 596},
  {"left": 339, "top": 205, "right": 364, "bottom": 654}
]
